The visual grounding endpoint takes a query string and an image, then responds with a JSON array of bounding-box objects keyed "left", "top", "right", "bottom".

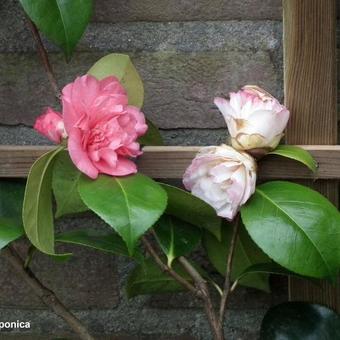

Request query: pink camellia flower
[
  {"left": 214, "top": 85, "right": 290, "bottom": 156},
  {"left": 183, "top": 144, "right": 256, "bottom": 220},
  {"left": 34, "top": 108, "right": 67, "bottom": 143},
  {"left": 61, "top": 75, "right": 148, "bottom": 179}
]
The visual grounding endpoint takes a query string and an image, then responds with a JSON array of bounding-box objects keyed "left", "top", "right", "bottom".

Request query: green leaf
[
  {"left": 235, "top": 263, "right": 298, "bottom": 283},
  {"left": 241, "top": 181, "right": 340, "bottom": 279},
  {"left": 160, "top": 184, "right": 222, "bottom": 241},
  {"left": 154, "top": 215, "right": 201, "bottom": 267},
  {"left": 0, "top": 180, "right": 26, "bottom": 249},
  {"left": 139, "top": 119, "right": 164, "bottom": 146},
  {"left": 260, "top": 302, "right": 340, "bottom": 340},
  {"left": 0, "top": 218, "right": 24, "bottom": 250},
  {"left": 126, "top": 257, "right": 191, "bottom": 298},
  {"left": 23, "top": 147, "right": 70, "bottom": 258},
  {"left": 203, "top": 223, "right": 270, "bottom": 292},
  {"left": 56, "top": 228, "right": 142, "bottom": 261},
  {"left": 78, "top": 174, "right": 167, "bottom": 255},
  {"left": 269, "top": 145, "right": 317, "bottom": 172},
  {"left": 88, "top": 54, "right": 144, "bottom": 108},
  {"left": 19, "top": 0, "right": 92, "bottom": 60},
  {"left": 0, "top": 181, "right": 25, "bottom": 226},
  {"left": 52, "top": 151, "right": 88, "bottom": 218}
]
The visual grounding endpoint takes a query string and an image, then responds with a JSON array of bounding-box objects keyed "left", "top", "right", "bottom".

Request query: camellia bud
[
  {"left": 214, "top": 85, "right": 290, "bottom": 157},
  {"left": 34, "top": 108, "right": 67, "bottom": 144},
  {"left": 183, "top": 144, "right": 257, "bottom": 221}
]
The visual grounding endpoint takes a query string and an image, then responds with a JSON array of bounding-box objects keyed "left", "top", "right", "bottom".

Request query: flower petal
[{"left": 68, "top": 128, "right": 99, "bottom": 179}]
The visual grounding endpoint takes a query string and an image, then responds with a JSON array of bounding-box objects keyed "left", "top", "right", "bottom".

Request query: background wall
[{"left": 0, "top": 1, "right": 338, "bottom": 339}]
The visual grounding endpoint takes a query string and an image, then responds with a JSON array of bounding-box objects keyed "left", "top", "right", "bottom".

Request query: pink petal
[
  {"left": 68, "top": 128, "right": 99, "bottom": 179},
  {"left": 99, "top": 76, "right": 127, "bottom": 96},
  {"left": 95, "top": 155, "right": 137, "bottom": 176},
  {"left": 125, "top": 106, "right": 148, "bottom": 136},
  {"left": 214, "top": 97, "right": 237, "bottom": 120}
]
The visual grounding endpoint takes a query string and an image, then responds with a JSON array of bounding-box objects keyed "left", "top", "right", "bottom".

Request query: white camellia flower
[
  {"left": 183, "top": 145, "right": 256, "bottom": 220},
  {"left": 214, "top": 85, "right": 290, "bottom": 156}
]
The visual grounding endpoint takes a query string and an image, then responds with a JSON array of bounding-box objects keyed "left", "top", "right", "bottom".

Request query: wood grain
[
  {"left": 283, "top": 0, "right": 339, "bottom": 312},
  {"left": 1, "top": 145, "right": 340, "bottom": 180}
]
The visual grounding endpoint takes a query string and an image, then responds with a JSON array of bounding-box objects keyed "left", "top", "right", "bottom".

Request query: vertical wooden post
[{"left": 283, "top": 0, "right": 339, "bottom": 311}]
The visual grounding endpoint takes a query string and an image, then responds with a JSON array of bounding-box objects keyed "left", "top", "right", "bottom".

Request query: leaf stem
[
  {"left": 2, "top": 246, "right": 94, "bottom": 340},
  {"left": 25, "top": 17, "right": 61, "bottom": 100},
  {"left": 141, "top": 236, "right": 200, "bottom": 297},
  {"left": 219, "top": 214, "right": 240, "bottom": 324}
]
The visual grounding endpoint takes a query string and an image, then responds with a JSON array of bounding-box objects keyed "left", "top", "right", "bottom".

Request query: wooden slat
[
  {"left": 1, "top": 145, "right": 340, "bottom": 180},
  {"left": 283, "top": 0, "right": 339, "bottom": 312}
]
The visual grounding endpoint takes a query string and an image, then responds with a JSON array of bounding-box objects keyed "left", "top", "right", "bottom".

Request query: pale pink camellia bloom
[
  {"left": 214, "top": 85, "right": 290, "bottom": 156},
  {"left": 34, "top": 108, "right": 67, "bottom": 144},
  {"left": 61, "top": 75, "right": 148, "bottom": 179},
  {"left": 183, "top": 144, "right": 256, "bottom": 220}
]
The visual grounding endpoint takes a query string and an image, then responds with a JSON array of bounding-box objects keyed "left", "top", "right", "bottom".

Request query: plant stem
[
  {"left": 2, "top": 246, "right": 95, "bottom": 340},
  {"left": 143, "top": 233, "right": 224, "bottom": 339},
  {"left": 141, "top": 236, "right": 200, "bottom": 297},
  {"left": 25, "top": 17, "right": 61, "bottom": 100},
  {"left": 178, "top": 257, "right": 224, "bottom": 340},
  {"left": 219, "top": 214, "right": 240, "bottom": 325}
]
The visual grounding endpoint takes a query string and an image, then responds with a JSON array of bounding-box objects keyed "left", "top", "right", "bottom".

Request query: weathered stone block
[
  {"left": 138, "top": 50, "right": 282, "bottom": 129},
  {"left": 1, "top": 20, "right": 283, "bottom": 53},
  {"left": 93, "top": 0, "right": 282, "bottom": 22},
  {"left": 0, "top": 48, "right": 282, "bottom": 129}
]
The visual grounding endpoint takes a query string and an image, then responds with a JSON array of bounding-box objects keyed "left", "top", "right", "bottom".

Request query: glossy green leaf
[
  {"left": 88, "top": 53, "right": 144, "bottom": 108},
  {"left": 78, "top": 174, "right": 167, "bottom": 255},
  {"left": 139, "top": 119, "right": 164, "bottom": 146},
  {"left": 154, "top": 215, "right": 201, "bottom": 267},
  {"left": 203, "top": 223, "right": 270, "bottom": 292},
  {"left": 160, "top": 184, "right": 222, "bottom": 240},
  {"left": 19, "top": 0, "right": 92, "bottom": 60},
  {"left": 52, "top": 151, "right": 88, "bottom": 218},
  {"left": 269, "top": 145, "right": 317, "bottom": 172},
  {"left": 260, "top": 302, "right": 340, "bottom": 340},
  {"left": 23, "top": 147, "right": 70, "bottom": 258},
  {"left": 0, "top": 181, "right": 25, "bottom": 226},
  {"left": 126, "top": 258, "right": 191, "bottom": 298},
  {"left": 235, "top": 263, "right": 299, "bottom": 284},
  {"left": 241, "top": 181, "right": 340, "bottom": 279},
  {"left": 0, "top": 218, "right": 24, "bottom": 250},
  {"left": 56, "top": 228, "right": 142, "bottom": 260},
  {"left": 0, "top": 181, "right": 26, "bottom": 249}
]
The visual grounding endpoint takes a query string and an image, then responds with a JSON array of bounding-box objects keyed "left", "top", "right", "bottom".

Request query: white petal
[{"left": 214, "top": 97, "right": 237, "bottom": 120}]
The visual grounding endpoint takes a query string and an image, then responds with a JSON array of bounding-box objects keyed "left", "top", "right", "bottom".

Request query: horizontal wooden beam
[{"left": 0, "top": 145, "right": 340, "bottom": 180}]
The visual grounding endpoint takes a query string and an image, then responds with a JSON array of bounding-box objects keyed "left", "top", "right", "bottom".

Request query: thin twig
[
  {"left": 178, "top": 256, "right": 207, "bottom": 294},
  {"left": 148, "top": 230, "right": 223, "bottom": 339},
  {"left": 141, "top": 236, "right": 200, "bottom": 297},
  {"left": 178, "top": 257, "right": 224, "bottom": 340},
  {"left": 219, "top": 214, "right": 240, "bottom": 324},
  {"left": 25, "top": 17, "right": 61, "bottom": 100},
  {"left": 2, "top": 246, "right": 95, "bottom": 340}
]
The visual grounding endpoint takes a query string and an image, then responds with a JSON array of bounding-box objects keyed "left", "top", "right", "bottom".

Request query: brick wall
[{"left": 0, "top": 0, "right": 338, "bottom": 338}]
